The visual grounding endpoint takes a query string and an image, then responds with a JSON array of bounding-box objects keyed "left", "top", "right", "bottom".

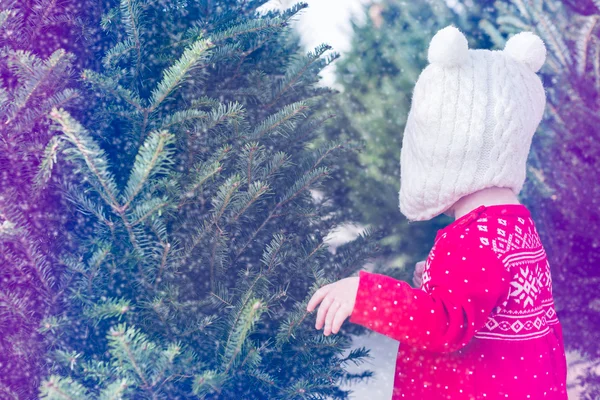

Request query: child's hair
[{"left": 398, "top": 26, "right": 547, "bottom": 222}]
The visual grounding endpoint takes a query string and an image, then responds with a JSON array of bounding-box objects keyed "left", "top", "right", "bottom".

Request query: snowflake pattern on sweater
[{"left": 349, "top": 204, "right": 567, "bottom": 399}]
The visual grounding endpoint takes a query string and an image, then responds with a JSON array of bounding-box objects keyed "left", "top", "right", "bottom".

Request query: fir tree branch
[
  {"left": 87, "top": 243, "right": 111, "bottom": 295},
  {"left": 0, "top": 85, "right": 8, "bottom": 114},
  {"left": 209, "top": 230, "right": 223, "bottom": 289},
  {"left": 154, "top": 242, "right": 171, "bottom": 289},
  {"left": 195, "top": 101, "right": 246, "bottom": 135},
  {"left": 49, "top": 110, "right": 151, "bottom": 276},
  {"left": 495, "top": 15, "right": 531, "bottom": 32},
  {"left": 85, "top": 298, "right": 131, "bottom": 323},
  {"left": 178, "top": 144, "right": 231, "bottom": 210},
  {"left": 102, "top": 38, "right": 136, "bottom": 70},
  {"left": 108, "top": 324, "right": 153, "bottom": 391},
  {"left": 192, "top": 370, "right": 227, "bottom": 397},
  {"left": 263, "top": 151, "right": 290, "bottom": 180},
  {"left": 211, "top": 175, "right": 242, "bottom": 224},
  {"left": 210, "top": 17, "right": 287, "bottom": 44},
  {"left": 0, "top": 381, "right": 19, "bottom": 400},
  {"left": 232, "top": 181, "right": 270, "bottom": 222},
  {"left": 222, "top": 278, "right": 262, "bottom": 356},
  {"left": 210, "top": 290, "right": 234, "bottom": 308},
  {"left": 0, "top": 290, "right": 33, "bottom": 321},
  {"left": 4, "top": 49, "right": 73, "bottom": 129},
  {"left": 62, "top": 183, "right": 115, "bottom": 232},
  {"left": 27, "top": 0, "right": 58, "bottom": 45},
  {"left": 232, "top": 209, "right": 274, "bottom": 262},
  {"left": 0, "top": 10, "right": 14, "bottom": 32},
  {"left": 574, "top": 15, "right": 599, "bottom": 76},
  {"left": 129, "top": 197, "right": 170, "bottom": 227},
  {"left": 122, "top": 130, "right": 175, "bottom": 211},
  {"left": 151, "top": 342, "right": 183, "bottom": 391},
  {"left": 276, "top": 309, "right": 311, "bottom": 347},
  {"left": 533, "top": 10, "right": 571, "bottom": 68},
  {"left": 98, "top": 380, "right": 129, "bottom": 400},
  {"left": 264, "top": 44, "right": 332, "bottom": 109},
  {"left": 278, "top": 166, "right": 329, "bottom": 208},
  {"left": 148, "top": 38, "right": 213, "bottom": 112},
  {"left": 247, "top": 370, "right": 277, "bottom": 388},
  {"left": 18, "top": 234, "right": 55, "bottom": 294},
  {"left": 593, "top": 37, "right": 600, "bottom": 99},
  {"left": 49, "top": 109, "right": 121, "bottom": 210},
  {"left": 260, "top": 233, "right": 287, "bottom": 273},
  {"left": 39, "top": 375, "right": 90, "bottom": 399},
  {"left": 310, "top": 142, "right": 345, "bottom": 172},
  {"left": 249, "top": 101, "right": 309, "bottom": 139},
  {"left": 34, "top": 135, "right": 64, "bottom": 190},
  {"left": 222, "top": 298, "right": 265, "bottom": 374},
  {"left": 179, "top": 162, "right": 223, "bottom": 209},
  {"left": 120, "top": 0, "right": 143, "bottom": 76},
  {"left": 511, "top": 0, "right": 532, "bottom": 20},
  {"left": 160, "top": 109, "right": 209, "bottom": 130},
  {"left": 36, "top": 87, "right": 79, "bottom": 123},
  {"left": 246, "top": 143, "right": 257, "bottom": 186},
  {"left": 479, "top": 19, "right": 506, "bottom": 49},
  {"left": 81, "top": 69, "right": 144, "bottom": 111},
  {"left": 232, "top": 166, "right": 328, "bottom": 263}
]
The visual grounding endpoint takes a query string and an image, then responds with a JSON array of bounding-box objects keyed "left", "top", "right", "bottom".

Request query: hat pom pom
[
  {"left": 503, "top": 32, "right": 546, "bottom": 72},
  {"left": 428, "top": 25, "right": 469, "bottom": 67}
]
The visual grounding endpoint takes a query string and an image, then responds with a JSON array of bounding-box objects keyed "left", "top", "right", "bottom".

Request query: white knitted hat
[{"left": 399, "top": 26, "right": 547, "bottom": 221}]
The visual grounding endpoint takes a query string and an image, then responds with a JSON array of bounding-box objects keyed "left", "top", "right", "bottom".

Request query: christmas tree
[
  {"left": 32, "top": 0, "right": 377, "bottom": 398},
  {"left": 0, "top": 0, "right": 88, "bottom": 396}
]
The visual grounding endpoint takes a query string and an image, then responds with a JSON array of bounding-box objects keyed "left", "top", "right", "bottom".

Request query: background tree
[
  {"left": 36, "top": 1, "right": 377, "bottom": 398},
  {"left": 0, "top": 0, "right": 91, "bottom": 396},
  {"left": 328, "top": 0, "right": 600, "bottom": 396}
]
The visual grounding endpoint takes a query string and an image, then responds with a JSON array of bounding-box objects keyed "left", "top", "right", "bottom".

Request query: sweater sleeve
[{"left": 349, "top": 230, "right": 511, "bottom": 353}]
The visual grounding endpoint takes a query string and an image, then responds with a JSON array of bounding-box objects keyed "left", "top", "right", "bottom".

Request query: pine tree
[
  {"left": 0, "top": 1, "right": 83, "bottom": 397},
  {"left": 480, "top": 1, "right": 600, "bottom": 396},
  {"left": 36, "top": 1, "right": 377, "bottom": 398}
]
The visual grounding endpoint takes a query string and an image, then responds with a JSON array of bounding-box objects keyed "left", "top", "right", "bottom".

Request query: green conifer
[
  {"left": 36, "top": 1, "right": 377, "bottom": 398},
  {"left": 0, "top": 1, "right": 81, "bottom": 396}
]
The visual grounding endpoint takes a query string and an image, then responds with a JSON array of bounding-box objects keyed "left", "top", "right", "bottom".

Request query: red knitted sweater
[{"left": 349, "top": 204, "right": 568, "bottom": 399}]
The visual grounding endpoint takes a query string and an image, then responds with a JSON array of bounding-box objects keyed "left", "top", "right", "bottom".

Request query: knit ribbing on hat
[{"left": 399, "top": 49, "right": 546, "bottom": 221}]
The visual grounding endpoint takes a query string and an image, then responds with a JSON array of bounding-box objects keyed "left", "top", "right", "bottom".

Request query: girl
[{"left": 307, "top": 26, "right": 568, "bottom": 399}]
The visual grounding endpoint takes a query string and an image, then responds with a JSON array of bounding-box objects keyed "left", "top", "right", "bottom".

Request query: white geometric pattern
[
  {"left": 421, "top": 258, "right": 432, "bottom": 292},
  {"left": 473, "top": 214, "right": 560, "bottom": 341},
  {"left": 510, "top": 264, "right": 544, "bottom": 308}
]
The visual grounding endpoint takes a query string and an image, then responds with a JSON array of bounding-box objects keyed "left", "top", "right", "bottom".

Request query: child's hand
[
  {"left": 413, "top": 260, "right": 426, "bottom": 288},
  {"left": 306, "top": 277, "right": 359, "bottom": 336}
]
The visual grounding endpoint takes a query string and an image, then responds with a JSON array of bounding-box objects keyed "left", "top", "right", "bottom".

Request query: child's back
[
  {"left": 350, "top": 204, "right": 567, "bottom": 399},
  {"left": 474, "top": 205, "right": 566, "bottom": 398}
]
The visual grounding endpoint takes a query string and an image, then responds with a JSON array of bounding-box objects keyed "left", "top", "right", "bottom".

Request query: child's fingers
[
  {"left": 306, "top": 284, "right": 332, "bottom": 312},
  {"left": 315, "top": 295, "right": 334, "bottom": 330},
  {"left": 331, "top": 306, "right": 350, "bottom": 334},
  {"left": 323, "top": 301, "right": 341, "bottom": 336},
  {"left": 413, "top": 274, "right": 422, "bottom": 288},
  {"left": 413, "top": 261, "right": 426, "bottom": 287}
]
